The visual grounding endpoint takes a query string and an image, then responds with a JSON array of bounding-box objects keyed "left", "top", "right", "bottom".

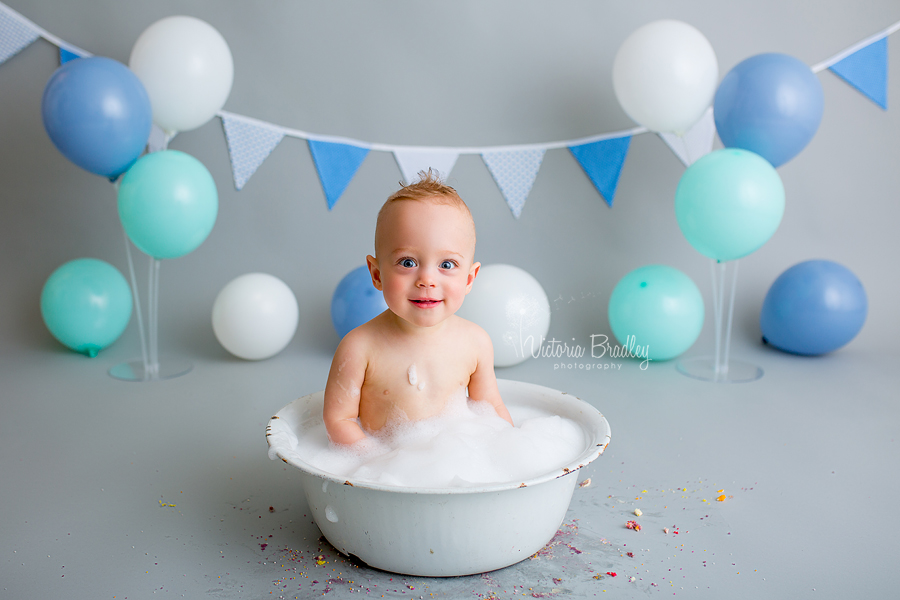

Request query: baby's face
[{"left": 368, "top": 199, "right": 479, "bottom": 329}]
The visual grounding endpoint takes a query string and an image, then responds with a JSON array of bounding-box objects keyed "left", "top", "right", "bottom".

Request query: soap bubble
[{"left": 297, "top": 393, "right": 585, "bottom": 488}]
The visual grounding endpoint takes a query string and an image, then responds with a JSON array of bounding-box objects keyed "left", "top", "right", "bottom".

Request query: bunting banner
[
  {"left": 482, "top": 149, "right": 545, "bottom": 218},
  {"left": 658, "top": 107, "right": 717, "bottom": 167},
  {"left": 569, "top": 135, "right": 632, "bottom": 207},
  {"left": 812, "top": 20, "right": 899, "bottom": 110},
  {"left": 829, "top": 37, "right": 888, "bottom": 109},
  {"left": 221, "top": 113, "right": 285, "bottom": 190},
  {"left": 393, "top": 149, "right": 459, "bottom": 185},
  {"left": 1, "top": 1, "right": 898, "bottom": 217},
  {"left": 58, "top": 46, "right": 83, "bottom": 65},
  {"left": 0, "top": 3, "right": 39, "bottom": 65},
  {"left": 308, "top": 139, "right": 370, "bottom": 210},
  {"left": 146, "top": 124, "right": 174, "bottom": 154}
]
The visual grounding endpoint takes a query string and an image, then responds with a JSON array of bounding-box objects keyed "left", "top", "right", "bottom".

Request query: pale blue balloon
[
  {"left": 608, "top": 265, "right": 704, "bottom": 361},
  {"left": 675, "top": 149, "right": 785, "bottom": 262},
  {"left": 715, "top": 53, "right": 824, "bottom": 168},
  {"left": 40, "top": 258, "right": 133, "bottom": 357},
  {"left": 118, "top": 150, "right": 218, "bottom": 259},
  {"left": 331, "top": 265, "right": 387, "bottom": 338},
  {"left": 761, "top": 260, "right": 867, "bottom": 355},
  {"left": 41, "top": 57, "right": 152, "bottom": 179}
]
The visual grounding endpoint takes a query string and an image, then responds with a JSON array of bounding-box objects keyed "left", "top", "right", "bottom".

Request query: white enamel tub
[{"left": 265, "top": 379, "right": 611, "bottom": 576}]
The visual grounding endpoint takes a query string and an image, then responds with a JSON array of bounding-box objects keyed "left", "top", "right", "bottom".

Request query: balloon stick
[
  {"left": 115, "top": 181, "right": 149, "bottom": 378},
  {"left": 722, "top": 260, "right": 740, "bottom": 373},
  {"left": 147, "top": 256, "right": 161, "bottom": 378},
  {"left": 708, "top": 259, "right": 740, "bottom": 380},
  {"left": 709, "top": 260, "right": 721, "bottom": 379}
]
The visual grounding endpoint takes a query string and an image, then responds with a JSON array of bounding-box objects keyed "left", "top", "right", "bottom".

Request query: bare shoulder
[
  {"left": 334, "top": 316, "right": 381, "bottom": 359},
  {"left": 453, "top": 316, "right": 494, "bottom": 353}
]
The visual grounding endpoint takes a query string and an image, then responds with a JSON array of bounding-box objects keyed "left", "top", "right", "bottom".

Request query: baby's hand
[
  {"left": 325, "top": 417, "right": 368, "bottom": 446},
  {"left": 346, "top": 434, "right": 388, "bottom": 456}
]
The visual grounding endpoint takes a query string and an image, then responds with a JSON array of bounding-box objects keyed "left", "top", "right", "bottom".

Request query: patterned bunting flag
[
  {"left": 393, "top": 149, "right": 459, "bottom": 185},
  {"left": 569, "top": 135, "right": 631, "bottom": 207},
  {"left": 0, "top": 4, "right": 40, "bottom": 65},
  {"left": 829, "top": 36, "right": 888, "bottom": 109},
  {"left": 221, "top": 114, "right": 285, "bottom": 190},
  {"left": 308, "top": 139, "right": 370, "bottom": 210},
  {"left": 658, "top": 107, "right": 716, "bottom": 167},
  {"left": 482, "top": 149, "right": 545, "bottom": 218}
]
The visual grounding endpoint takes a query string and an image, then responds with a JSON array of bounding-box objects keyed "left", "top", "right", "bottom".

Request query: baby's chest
[{"left": 363, "top": 353, "right": 473, "bottom": 404}]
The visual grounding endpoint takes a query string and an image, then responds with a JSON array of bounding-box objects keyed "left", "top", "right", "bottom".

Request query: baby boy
[{"left": 323, "top": 171, "right": 513, "bottom": 445}]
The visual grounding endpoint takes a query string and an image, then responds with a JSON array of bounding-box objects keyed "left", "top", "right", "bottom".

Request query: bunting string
[
  {"left": 810, "top": 20, "right": 900, "bottom": 72},
  {"left": 1, "top": 1, "right": 897, "bottom": 217}
]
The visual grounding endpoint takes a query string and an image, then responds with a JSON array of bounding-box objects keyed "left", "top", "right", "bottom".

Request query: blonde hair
[{"left": 374, "top": 169, "right": 475, "bottom": 252}]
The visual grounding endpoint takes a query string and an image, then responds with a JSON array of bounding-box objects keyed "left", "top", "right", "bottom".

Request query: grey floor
[
  {"left": 3, "top": 332, "right": 897, "bottom": 599},
  {"left": 3, "top": 1, "right": 899, "bottom": 599}
]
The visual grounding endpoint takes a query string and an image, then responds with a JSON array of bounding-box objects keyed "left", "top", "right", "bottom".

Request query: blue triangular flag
[
  {"left": 830, "top": 36, "right": 888, "bottom": 109},
  {"left": 482, "top": 149, "right": 545, "bottom": 218},
  {"left": 0, "top": 5, "right": 41, "bottom": 65},
  {"left": 308, "top": 140, "right": 369, "bottom": 210},
  {"left": 569, "top": 136, "right": 631, "bottom": 207},
  {"left": 221, "top": 114, "right": 285, "bottom": 190},
  {"left": 59, "top": 47, "right": 81, "bottom": 65}
]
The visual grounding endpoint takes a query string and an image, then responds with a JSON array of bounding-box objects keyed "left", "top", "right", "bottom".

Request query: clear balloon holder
[
  {"left": 108, "top": 175, "right": 192, "bottom": 382},
  {"left": 109, "top": 355, "right": 193, "bottom": 382},
  {"left": 676, "top": 259, "right": 763, "bottom": 383}
]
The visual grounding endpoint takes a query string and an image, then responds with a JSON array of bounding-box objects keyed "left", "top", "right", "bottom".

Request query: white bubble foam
[{"left": 293, "top": 392, "right": 586, "bottom": 488}]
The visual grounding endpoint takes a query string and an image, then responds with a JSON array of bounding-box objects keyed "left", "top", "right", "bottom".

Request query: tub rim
[{"left": 266, "top": 378, "right": 611, "bottom": 495}]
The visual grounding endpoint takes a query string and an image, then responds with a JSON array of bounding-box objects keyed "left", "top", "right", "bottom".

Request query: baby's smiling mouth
[{"left": 410, "top": 298, "right": 442, "bottom": 307}]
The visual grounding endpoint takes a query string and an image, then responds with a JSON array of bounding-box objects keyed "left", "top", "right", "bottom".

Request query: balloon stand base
[
  {"left": 108, "top": 356, "right": 193, "bottom": 382},
  {"left": 675, "top": 356, "right": 763, "bottom": 383}
]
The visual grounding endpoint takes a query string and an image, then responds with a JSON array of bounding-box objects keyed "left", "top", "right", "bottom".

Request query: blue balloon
[
  {"left": 41, "top": 57, "right": 152, "bottom": 179},
  {"left": 607, "top": 265, "right": 704, "bottom": 361},
  {"left": 40, "top": 258, "right": 133, "bottom": 357},
  {"left": 714, "top": 53, "right": 824, "bottom": 167},
  {"left": 118, "top": 150, "right": 218, "bottom": 259},
  {"left": 331, "top": 265, "right": 387, "bottom": 338},
  {"left": 760, "top": 260, "right": 867, "bottom": 355}
]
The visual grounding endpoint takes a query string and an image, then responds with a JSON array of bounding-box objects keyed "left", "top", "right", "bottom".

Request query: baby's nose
[{"left": 416, "top": 268, "right": 437, "bottom": 287}]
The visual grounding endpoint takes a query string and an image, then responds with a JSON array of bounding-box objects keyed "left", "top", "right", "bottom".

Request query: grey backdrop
[{"left": 2, "top": 1, "right": 898, "bottom": 599}]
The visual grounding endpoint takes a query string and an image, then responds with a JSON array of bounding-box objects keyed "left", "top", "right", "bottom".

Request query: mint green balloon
[
  {"left": 608, "top": 265, "right": 704, "bottom": 361},
  {"left": 118, "top": 150, "right": 218, "bottom": 259},
  {"left": 40, "top": 258, "right": 132, "bottom": 357},
  {"left": 675, "top": 148, "right": 785, "bottom": 262}
]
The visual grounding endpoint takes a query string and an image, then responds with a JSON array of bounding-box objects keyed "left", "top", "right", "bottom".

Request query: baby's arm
[
  {"left": 323, "top": 332, "right": 369, "bottom": 445},
  {"left": 467, "top": 327, "right": 514, "bottom": 426}
]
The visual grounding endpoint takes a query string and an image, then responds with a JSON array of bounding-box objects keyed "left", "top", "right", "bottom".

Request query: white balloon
[
  {"left": 457, "top": 264, "right": 551, "bottom": 368},
  {"left": 612, "top": 20, "right": 718, "bottom": 135},
  {"left": 212, "top": 273, "right": 299, "bottom": 361},
  {"left": 130, "top": 16, "right": 234, "bottom": 133}
]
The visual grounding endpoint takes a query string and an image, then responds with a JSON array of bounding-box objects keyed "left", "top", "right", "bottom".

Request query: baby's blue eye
[
  {"left": 399, "top": 258, "right": 417, "bottom": 268},
  {"left": 440, "top": 260, "right": 456, "bottom": 270}
]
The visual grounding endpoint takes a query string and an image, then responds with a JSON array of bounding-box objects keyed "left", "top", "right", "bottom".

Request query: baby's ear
[
  {"left": 466, "top": 262, "right": 481, "bottom": 293},
  {"left": 366, "top": 255, "right": 383, "bottom": 290}
]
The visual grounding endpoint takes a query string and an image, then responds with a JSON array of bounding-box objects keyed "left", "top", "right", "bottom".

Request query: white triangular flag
[
  {"left": 393, "top": 149, "right": 459, "bottom": 185},
  {"left": 221, "top": 113, "right": 286, "bottom": 191},
  {"left": 146, "top": 124, "right": 175, "bottom": 154},
  {"left": 482, "top": 149, "right": 545, "bottom": 218},
  {"left": 659, "top": 107, "right": 716, "bottom": 167},
  {"left": 0, "top": 4, "right": 41, "bottom": 65}
]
